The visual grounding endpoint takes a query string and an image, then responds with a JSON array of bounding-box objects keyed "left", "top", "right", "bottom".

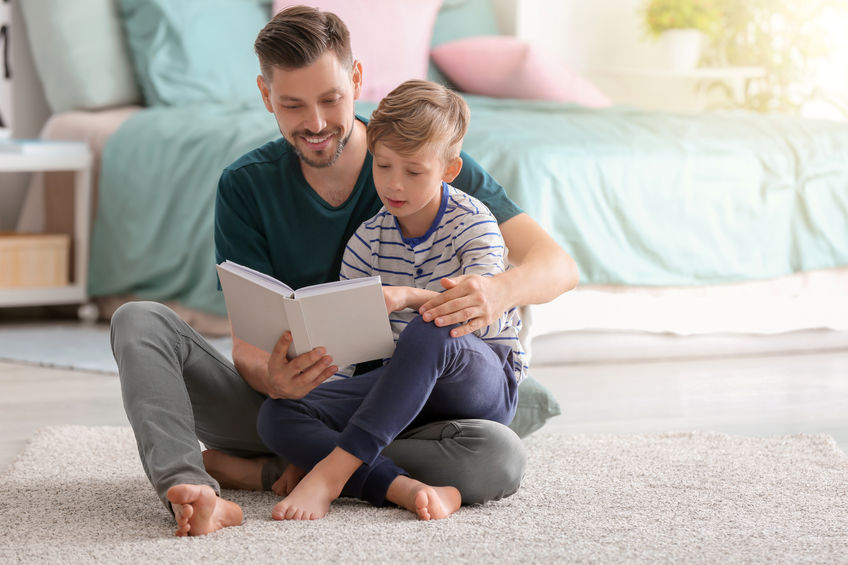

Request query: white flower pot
[{"left": 660, "top": 29, "right": 704, "bottom": 70}]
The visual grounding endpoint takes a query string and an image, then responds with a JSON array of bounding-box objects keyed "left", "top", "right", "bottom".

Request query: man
[{"left": 111, "top": 5, "right": 578, "bottom": 536}]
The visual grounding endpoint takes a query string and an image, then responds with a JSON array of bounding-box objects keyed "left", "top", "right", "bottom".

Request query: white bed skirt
[{"left": 523, "top": 267, "right": 848, "bottom": 364}]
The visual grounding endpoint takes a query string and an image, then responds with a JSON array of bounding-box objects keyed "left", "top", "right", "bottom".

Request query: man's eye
[
  {"left": 376, "top": 164, "right": 389, "bottom": 168},
  {"left": 407, "top": 171, "right": 421, "bottom": 176},
  {"left": 323, "top": 98, "right": 341, "bottom": 104},
  {"left": 282, "top": 105, "right": 301, "bottom": 110}
]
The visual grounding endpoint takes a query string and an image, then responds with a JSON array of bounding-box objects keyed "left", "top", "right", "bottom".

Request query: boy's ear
[
  {"left": 442, "top": 156, "right": 463, "bottom": 183},
  {"left": 257, "top": 74, "right": 273, "bottom": 113}
]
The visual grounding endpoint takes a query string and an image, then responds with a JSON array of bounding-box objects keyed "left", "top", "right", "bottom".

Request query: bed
[{"left": 16, "top": 0, "right": 848, "bottom": 359}]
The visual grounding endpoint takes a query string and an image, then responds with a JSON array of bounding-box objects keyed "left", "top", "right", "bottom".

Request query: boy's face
[
  {"left": 372, "top": 142, "right": 462, "bottom": 237},
  {"left": 257, "top": 51, "right": 362, "bottom": 169}
]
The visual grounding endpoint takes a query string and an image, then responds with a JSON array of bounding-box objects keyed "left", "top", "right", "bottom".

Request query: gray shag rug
[{"left": 1, "top": 426, "right": 846, "bottom": 564}]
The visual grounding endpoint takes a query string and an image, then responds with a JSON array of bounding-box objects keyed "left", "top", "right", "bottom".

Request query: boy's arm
[{"left": 421, "top": 212, "right": 578, "bottom": 338}]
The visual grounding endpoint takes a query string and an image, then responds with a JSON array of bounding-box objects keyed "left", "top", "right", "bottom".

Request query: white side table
[{"left": 0, "top": 140, "right": 97, "bottom": 320}]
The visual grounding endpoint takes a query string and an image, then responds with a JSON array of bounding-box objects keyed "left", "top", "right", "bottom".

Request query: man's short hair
[
  {"left": 367, "top": 80, "right": 470, "bottom": 164},
  {"left": 254, "top": 5, "right": 353, "bottom": 77}
]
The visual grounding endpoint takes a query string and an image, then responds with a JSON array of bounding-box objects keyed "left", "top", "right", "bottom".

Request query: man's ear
[
  {"left": 351, "top": 60, "right": 363, "bottom": 100},
  {"left": 442, "top": 156, "right": 463, "bottom": 183},
  {"left": 257, "top": 74, "right": 273, "bottom": 113}
]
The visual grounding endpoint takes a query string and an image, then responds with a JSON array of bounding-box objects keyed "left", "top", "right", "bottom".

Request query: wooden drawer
[{"left": 0, "top": 233, "right": 70, "bottom": 288}]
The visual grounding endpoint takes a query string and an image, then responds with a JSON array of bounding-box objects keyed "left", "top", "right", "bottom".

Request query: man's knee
[
  {"left": 456, "top": 420, "right": 526, "bottom": 504},
  {"left": 111, "top": 301, "right": 180, "bottom": 341},
  {"left": 393, "top": 419, "right": 527, "bottom": 504},
  {"left": 110, "top": 301, "right": 185, "bottom": 365}
]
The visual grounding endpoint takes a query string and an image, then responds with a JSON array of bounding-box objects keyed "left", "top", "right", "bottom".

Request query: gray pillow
[
  {"left": 20, "top": 0, "right": 141, "bottom": 113},
  {"left": 508, "top": 376, "right": 562, "bottom": 438}
]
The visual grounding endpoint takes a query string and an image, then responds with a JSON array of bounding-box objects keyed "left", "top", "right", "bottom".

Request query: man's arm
[{"left": 420, "top": 212, "right": 578, "bottom": 338}]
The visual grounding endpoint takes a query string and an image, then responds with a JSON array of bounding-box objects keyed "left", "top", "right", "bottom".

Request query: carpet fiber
[{"left": 1, "top": 427, "right": 846, "bottom": 564}]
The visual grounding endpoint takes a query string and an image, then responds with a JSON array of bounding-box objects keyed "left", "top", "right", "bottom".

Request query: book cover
[{"left": 216, "top": 261, "right": 395, "bottom": 368}]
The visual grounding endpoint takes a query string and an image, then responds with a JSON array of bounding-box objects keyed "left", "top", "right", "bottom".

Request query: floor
[{"left": 2, "top": 337, "right": 847, "bottom": 473}]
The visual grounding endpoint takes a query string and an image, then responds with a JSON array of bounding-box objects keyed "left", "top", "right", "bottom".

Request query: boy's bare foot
[
  {"left": 387, "top": 476, "right": 461, "bottom": 520},
  {"left": 272, "top": 447, "right": 359, "bottom": 520},
  {"left": 167, "top": 484, "right": 243, "bottom": 536},
  {"left": 271, "top": 469, "right": 338, "bottom": 520},
  {"left": 202, "top": 449, "right": 267, "bottom": 491}
]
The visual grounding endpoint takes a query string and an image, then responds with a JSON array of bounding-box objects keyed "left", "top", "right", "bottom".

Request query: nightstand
[{"left": 0, "top": 140, "right": 97, "bottom": 320}]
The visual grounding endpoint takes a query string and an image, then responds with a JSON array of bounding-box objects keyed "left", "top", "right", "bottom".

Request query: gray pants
[{"left": 110, "top": 301, "right": 527, "bottom": 508}]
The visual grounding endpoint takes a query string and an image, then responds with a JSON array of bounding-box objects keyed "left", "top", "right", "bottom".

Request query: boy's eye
[
  {"left": 376, "top": 164, "right": 389, "bottom": 168},
  {"left": 282, "top": 104, "right": 301, "bottom": 110},
  {"left": 407, "top": 171, "right": 422, "bottom": 176},
  {"left": 323, "top": 97, "right": 341, "bottom": 104}
]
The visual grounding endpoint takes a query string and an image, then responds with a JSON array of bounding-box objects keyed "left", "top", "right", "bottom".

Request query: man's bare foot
[
  {"left": 167, "top": 484, "right": 243, "bottom": 536},
  {"left": 202, "top": 450, "right": 267, "bottom": 491},
  {"left": 387, "top": 476, "right": 461, "bottom": 520},
  {"left": 271, "top": 464, "right": 307, "bottom": 496}
]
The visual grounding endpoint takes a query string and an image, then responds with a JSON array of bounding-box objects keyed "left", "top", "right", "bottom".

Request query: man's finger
[
  {"left": 423, "top": 296, "right": 476, "bottom": 323},
  {"left": 450, "top": 319, "right": 477, "bottom": 338},
  {"left": 270, "top": 331, "right": 293, "bottom": 360}
]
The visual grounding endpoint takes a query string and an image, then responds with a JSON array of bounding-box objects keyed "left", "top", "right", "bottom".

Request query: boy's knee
[{"left": 398, "top": 315, "right": 453, "bottom": 346}]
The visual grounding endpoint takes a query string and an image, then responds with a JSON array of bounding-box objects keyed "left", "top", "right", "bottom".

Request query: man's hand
[
  {"left": 419, "top": 275, "right": 509, "bottom": 338},
  {"left": 266, "top": 332, "right": 337, "bottom": 399}
]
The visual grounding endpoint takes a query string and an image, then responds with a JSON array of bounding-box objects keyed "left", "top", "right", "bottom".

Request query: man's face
[{"left": 258, "top": 52, "right": 361, "bottom": 169}]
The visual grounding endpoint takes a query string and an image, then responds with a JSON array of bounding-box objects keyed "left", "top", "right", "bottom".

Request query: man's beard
[{"left": 291, "top": 121, "right": 354, "bottom": 169}]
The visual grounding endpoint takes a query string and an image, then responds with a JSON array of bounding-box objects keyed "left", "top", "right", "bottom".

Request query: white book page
[
  {"left": 218, "top": 260, "right": 294, "bottom": 297},
  {"left": 293, "top": 275, "right": 383, "bottom": 299}
]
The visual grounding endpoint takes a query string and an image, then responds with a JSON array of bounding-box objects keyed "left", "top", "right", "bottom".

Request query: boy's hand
[
  {"left": 266, "top": 332, "right": 337, "bottom": 399},
  {"left": 382, "top": 286, "right": 408, "bottom": 313},
  {"left": 420, "top": 275, "right": 509, "bottom": 338}
]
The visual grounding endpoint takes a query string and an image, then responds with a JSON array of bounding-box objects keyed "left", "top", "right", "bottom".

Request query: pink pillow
[
  {"left": 431, "top": 36, "right": 612, "bottom": 108},
  {"left": 273, "top": 1, "right": 442, "bottom": 102}
]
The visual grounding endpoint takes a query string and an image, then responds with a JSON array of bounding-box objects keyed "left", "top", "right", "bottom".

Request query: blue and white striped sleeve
[
  {"left": 453, "top": 212, "right": 506, "bottom": 280},
  {"left": 339, "top": 223, "right": 374, "bottom": 281}
]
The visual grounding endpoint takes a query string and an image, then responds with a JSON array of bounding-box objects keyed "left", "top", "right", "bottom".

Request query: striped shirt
[{"left": 340, "top": 182, "right": 527, "bottom": 383}]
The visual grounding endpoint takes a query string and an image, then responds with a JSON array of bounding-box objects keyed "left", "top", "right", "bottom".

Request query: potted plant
[{"left": 642, "top": 0, "right": 722, "bottom": 70}]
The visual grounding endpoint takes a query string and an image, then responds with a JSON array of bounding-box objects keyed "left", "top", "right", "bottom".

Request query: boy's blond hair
[{"left": 367, "top": 80, "right": 470, "bottom": 164}]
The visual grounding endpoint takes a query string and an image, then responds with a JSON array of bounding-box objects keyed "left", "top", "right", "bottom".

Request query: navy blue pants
[{"left": 257, "top": 315, "right": 518, "bottom": 507}]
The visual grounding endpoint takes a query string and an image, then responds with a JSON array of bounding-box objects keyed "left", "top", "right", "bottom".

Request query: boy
[{"left": 257, "top": 80, "right": 527, "bottom": 521}]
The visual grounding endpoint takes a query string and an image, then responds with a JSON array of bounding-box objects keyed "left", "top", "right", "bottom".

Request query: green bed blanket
[{"left": 91, "top": 97, "right": 848, "bottom": 315}]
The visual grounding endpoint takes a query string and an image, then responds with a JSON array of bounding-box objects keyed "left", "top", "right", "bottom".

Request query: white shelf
[{"left": 0, "top": 140, "right": 94, "bottom": 313}]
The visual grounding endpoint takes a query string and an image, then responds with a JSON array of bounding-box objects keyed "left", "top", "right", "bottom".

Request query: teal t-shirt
[{"left": 214, "top": 116, "right": 522, "bottom": 289}]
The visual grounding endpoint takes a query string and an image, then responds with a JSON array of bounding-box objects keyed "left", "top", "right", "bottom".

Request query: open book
[{"left": 216, "top": 260, "right": 395, "bottom": 368}]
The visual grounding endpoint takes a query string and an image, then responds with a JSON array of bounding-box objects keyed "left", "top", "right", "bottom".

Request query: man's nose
[{"left": 303, "top": 107, "right": 327, "bottom": 134}]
